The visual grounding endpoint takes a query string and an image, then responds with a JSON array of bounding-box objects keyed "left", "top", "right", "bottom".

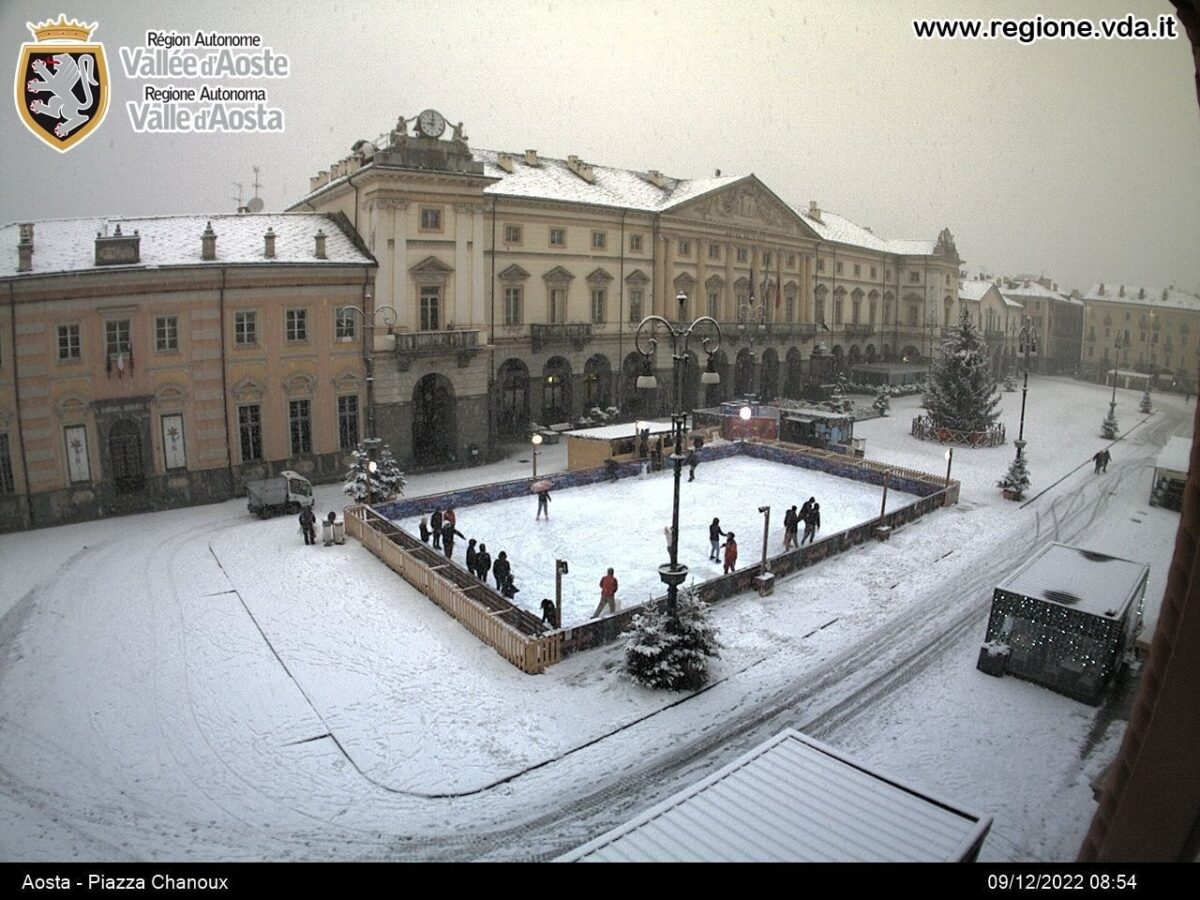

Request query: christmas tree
[
  {"left": 1140, "top": 389, "right": 1153, "bottom": 413},
  {"left": 625, "top": 586, "right": 721, "bottom": 691},
  {"left": 924, "top": 310, "right": 1001, "bottom": 432},
  {"left": 998, "top": 454, "right": 1031, "bottom": 500},
  {"left": 1003, "top": 373, "right": 1017, "bottom": 392},
  {"left": 343, "top": 442, "right": 406, "bottom": 503}
]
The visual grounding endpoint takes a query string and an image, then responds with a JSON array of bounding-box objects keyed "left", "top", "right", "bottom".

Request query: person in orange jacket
[
  {"left": 722, "top": 532, "right": 738, "bottom": 574},
  {"left": 594, "top": 567, "right": 619, "bottom": 617}
]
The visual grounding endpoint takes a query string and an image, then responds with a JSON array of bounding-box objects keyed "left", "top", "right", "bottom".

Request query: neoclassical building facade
[
  {"left": 290, "top": 111, "right": 962, "bottom": 464},
  {"left": 0, "top": 214, "right": 375, "bottom": 530},
  {"left": 1080, "top": 283, "right": 1200, "bottom": 389}
]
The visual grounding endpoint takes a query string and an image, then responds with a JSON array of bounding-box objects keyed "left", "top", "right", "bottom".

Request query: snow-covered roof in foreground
[
  {"left": 1156, "top": 435, "right": 1192, "bottom": 475},
  {"left": 2, "top": 213, "right": 372, "bottom": 278},
  {"left": 999, "top": 542, "right": 1149, "bottom": 619},
  {"left": 1082, "top": 284, "right": 1200, "bottom": 313},
  {"left": 558, "top": 729, "right": 991, "bottom": 862}
]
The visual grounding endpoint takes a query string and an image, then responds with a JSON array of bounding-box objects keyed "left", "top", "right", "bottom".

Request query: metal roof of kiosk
[
  {"left": 998, "top": 543, "right": 1150, "bottom": 620},
  {"left": 557, "top": 729, "right": 991, "bottom": 862}
]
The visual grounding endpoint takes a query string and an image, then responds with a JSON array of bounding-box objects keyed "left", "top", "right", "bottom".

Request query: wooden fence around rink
[{"left": 344, "top": 505, "right": 561, "bottom": 674}]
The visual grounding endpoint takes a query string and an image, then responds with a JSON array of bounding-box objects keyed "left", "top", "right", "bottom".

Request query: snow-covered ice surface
[
  {"left": 0, "top": 377, "right": 1193, "bottom": 862},
  {"left": 399, "top": 456, "right": 919, "bottom": 626}
]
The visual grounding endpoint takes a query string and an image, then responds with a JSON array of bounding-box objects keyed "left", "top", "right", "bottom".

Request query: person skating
[
  {"left": 299, "top": 506, "right": 316, "bottom": 545},
  {"left": 722, "top": 532, "right": 738, "bottom": 574},
  {"left": 323, "top": 511, "right": 337, "bottom": 546},
  {"left": 783, "top": 505, "right": 799, "bottom": 550},
  {"left": 709, "top": 517, "right": 727, "bottom": 561},
  {"left": 475, "top": 543, "right": 491, "bottom": 582},
  {"left": 801, "top": 502, "right": 821, "bottom": 545},
  {"left": 686, "top": 448, "right": 698, "bottom": 482},
  {"left": 594, "top": 567, "right": 619, "bottom": 618},
  {"left": 501, "top": 574, "right": 520, "bottom": 600},
  {"left": 493, "top": 551, "right": 511, "bottom": 592},
  {"left": 536, "top": 489, "right": 551, "bottom": 520},
  {"left": 418, "top": 515, "right": 431, "bottom": 544},
  {"left": 465, "top": 538, "right": 478, "bottom": 573},
  {"left": 540, "top": 598, "right": 559, "bottom": 628},
  {"left": 1101, "top": 449, "right": 1111, "bottom": 472},
  {"left": 441, "top": 521, "right": 465, "bottom": 559},
  {"left": 799, "top": 497, "right": 815, "bottom": 523},
  {"left": 430, "top": 508, "right": 443, "bottom": 549},
  {"left": 1093, "top": 450, "right": 1104, "bottom": 474}
]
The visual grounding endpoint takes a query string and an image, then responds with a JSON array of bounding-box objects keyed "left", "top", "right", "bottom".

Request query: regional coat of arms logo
[{"left": 15, "top": 14, "right": 109, "bottom": 152}]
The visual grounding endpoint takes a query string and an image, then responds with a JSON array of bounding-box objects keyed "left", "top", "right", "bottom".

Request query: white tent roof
[
  {"left": 1155, "top": 435, "right": 1192, "bottom": 476},
  {"left": 558, "top": 730, "right": 990, "bottom": 862}
]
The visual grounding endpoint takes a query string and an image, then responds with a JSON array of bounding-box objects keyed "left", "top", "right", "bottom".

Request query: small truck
[{"left": 244, "top": 471, "right": 315, "bottom": 518}]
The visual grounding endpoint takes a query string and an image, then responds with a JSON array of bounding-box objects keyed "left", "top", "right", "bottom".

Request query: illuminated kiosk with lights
[{"left": 978, "top": 543, "right": 1148, "bottom": 705}]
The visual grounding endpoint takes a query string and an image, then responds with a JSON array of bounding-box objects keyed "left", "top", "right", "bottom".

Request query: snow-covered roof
[
  {"left": 1082, "top": 285, "right": 1200, "bottom": 313},
  {"left": 1155, "top": 435, "right": 1192, "bottom": 476},
  {"left": 558, "top": 729, "right": 991, "bottom": 862},
  {"left": 471, "top": 148, "right": 746, "bottom": 213},
  {"left": 884, "top": 238, "right": 939, "bottom": 256},
  {"left": 999, "top": 543, "right": 1149, "bottom": 620},
  {"left": 2, "top": 213, "right": 373, "bottom": 278},
  {"left": 564, "top": 420, "right": 675, "bottom": 441},
  {"left": 997, "top": 280, "right": 1066, "bottom": 302},
  {"left": 957, "top": 280, "right": 999, "bottom": 302}
]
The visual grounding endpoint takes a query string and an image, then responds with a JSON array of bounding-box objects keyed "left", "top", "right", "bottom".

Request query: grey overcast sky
[{"left": 3, "top": 0, "right": 1198, "bottom": 294}]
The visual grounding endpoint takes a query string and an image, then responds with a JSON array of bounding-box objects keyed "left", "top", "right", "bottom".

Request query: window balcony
[
  {"left": 393, "top": 328, "right": 481, "bottom": 371},
  {"left": 531, "top": 323, "right": 593, "bottom": 353},
  {"left": 845, "top": 323, "right": 873, "bottom": 337}
]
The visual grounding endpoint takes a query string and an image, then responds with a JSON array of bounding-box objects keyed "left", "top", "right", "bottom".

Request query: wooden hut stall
[
  {"left": 564, "top": 420, "right": 677, "bottom": 471},
  {"left": 979, "top": 543, "right": 1149, "bottom": 704},
  {"left": 778, "top": 407, "right": 858, "bottom": 455},
  {"left": 557, "top": 729, "right": 992, "bottom": 862},
  {"left": 1150, "top": 435, "right": 1191, "bottom": 512}
]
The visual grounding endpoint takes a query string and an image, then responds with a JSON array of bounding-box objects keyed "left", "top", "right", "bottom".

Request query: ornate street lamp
[
  {"left": 1014, "top": 316, "right": 1038, "bottom": 461},
  {"left": 337, "top": 299, "right": 398, "bottom": 440},
  {"left": 636, "top": 291, "right": 721, "bottom": 615},
  {"left": 1103, "top": 334, "right": 1127, "bottom": 439}
]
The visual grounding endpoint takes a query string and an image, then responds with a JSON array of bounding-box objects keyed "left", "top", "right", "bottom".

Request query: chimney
[
  {"left": 95, "top": 223, "right": 141, "bottom": 265},
  {"left": 17, "top": 223, "right": 33, "bottom": 272},
  {"left": 1162, "top": 288, "right": 1169, "bottom": 302},
  {"left": 496, "top": 152, "right": 514, "bottom": 173},
  {"left": 646, "top": 169, "right": 667, "bottom": 188},
  {"left": 566, "top": 155, "right": 595, "bottom": 183},
  {"left": 264, "top": 228, "right": 276, "bottom": 258},
  {"left": 314, "top": 229, "right": 327, "bottom": 259},
  {"left": 1098, "top": 283, "right": 1105, "bottom": 295},
  {"left": 1138, "top": 287, "right": 1145, "bottom": 299},
  {"left": 808, "top": 201, "right": 822, "bottom": 223},
  {"left": 1118, "top": 284, "right": 1125, "bottom": 297},
  {"left": 201, "top": 221, "right": 217, "bottom": 260},
  {"left": 715, "top": 168, "right": 721, "bottom": 176},
  {"left": 524, "top": 149, "right": 539, "bottom": 167}
]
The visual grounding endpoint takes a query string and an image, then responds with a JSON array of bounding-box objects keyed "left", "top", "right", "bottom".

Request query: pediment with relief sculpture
[{"left": 665, "top": 177, "right": 820, "bottom": 239}]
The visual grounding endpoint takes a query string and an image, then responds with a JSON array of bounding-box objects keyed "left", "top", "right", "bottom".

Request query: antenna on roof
[
  {"left": 251, "top": 165, "right": 263, "bottom": 202},
  {"left": 232, "top": 181, "right": 244, "bottom": 213}
]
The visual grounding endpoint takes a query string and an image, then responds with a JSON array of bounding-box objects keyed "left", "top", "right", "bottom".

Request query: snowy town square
[
  {"left": 0, "top": 375, "right": 1194, "bottom": 865},
  {"left": 3, "top": 0, "right": 1200, "bottom": 877}
]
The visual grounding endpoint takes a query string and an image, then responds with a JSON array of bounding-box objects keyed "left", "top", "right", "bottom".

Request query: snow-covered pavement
[{"left": 0, "top": 377, "right": 1192, "bottom": 861}]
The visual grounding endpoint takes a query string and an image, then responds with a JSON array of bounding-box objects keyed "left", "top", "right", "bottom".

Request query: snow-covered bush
[
  {"left": 998, "top": 454, "right": 1031, "bottom": 500},
  {"left": 624, "top": 586, "right": 721, "bottom": 691},
  {"left": 1003, "top": 373, "right": 1017, "bottom": 392},
  {"left": 343, "top": 443, "right": 406, "bottom": 503},
  {"left": 873, "top": 386, "right": 891, "bottom": 416}
]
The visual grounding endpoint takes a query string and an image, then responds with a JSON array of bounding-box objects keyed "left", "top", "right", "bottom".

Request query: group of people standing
[
  {"left": 708, "top": 518, "right": 738, "bottom": 573},
  {"left": 782, "top": 497, "right": 822, "bottom": 549},
  {"left": 418, "top": 507, "right": 519, "bottom": 599}
]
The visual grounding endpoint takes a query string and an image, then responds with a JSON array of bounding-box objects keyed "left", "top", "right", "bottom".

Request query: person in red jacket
[
  {"left": 594, "top": 567, "right": 619, "bottom": 617},
  {"left": 722, "top": 532, "right": 738, "bottom": 574}
]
